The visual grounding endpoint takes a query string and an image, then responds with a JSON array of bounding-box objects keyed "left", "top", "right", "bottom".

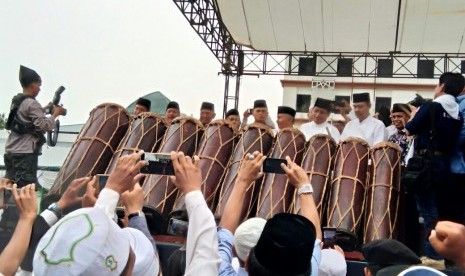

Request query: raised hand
[
  {"left": 429, "top": 221, "right": 465, "bottom": 269},
  {"left": 169, "top": 151, "right": 202, "bottom": 195},
  {"left": 12, "top": 184, "right": 37, "bottom": 221},
  {"left": 237, "top": 151, "right": 266, "bottom": 185},
  {"left": 121, "top": 183, "right": 145, "bottom": 214},
  {"left": 57, "top": 177, "right": 90, "bottom": 210},
  {"left": 107, "top": 151, "right": 147, "bottom": 194},
  {"left": 280, "top": 156, "right": 310, "bottom": 188},
  {"left": 82, "top": 177, "right": 98, "bottom": 208}
]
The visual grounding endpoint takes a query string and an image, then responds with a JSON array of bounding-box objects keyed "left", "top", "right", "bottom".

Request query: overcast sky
[{"left": 0, "top": 0, "right": 282, "bottom": 125}]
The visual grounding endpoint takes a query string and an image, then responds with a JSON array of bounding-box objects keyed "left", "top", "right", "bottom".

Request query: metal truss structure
[
  {"left": 239, "top": 51, "right": 465, "bottom": 77},
  {"left": 173, "top": 0, "right": 465, "bottom": 115}
]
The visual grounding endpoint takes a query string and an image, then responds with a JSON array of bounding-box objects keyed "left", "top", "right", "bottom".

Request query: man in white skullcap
[
  {"left": 299, "top": 98, "right": 341, "bottom": 142},
  {"left": 318, "top": 246, "right": 347, "bottom": 276},
  {"left": 33, "top": 207, "right": 156, "bottom": 275},
  {"left": 33, "top": 152, "right": 159, "bottom": 275},
  {"left": 340, "top": 93, "right": 388, "bottom": 146}
]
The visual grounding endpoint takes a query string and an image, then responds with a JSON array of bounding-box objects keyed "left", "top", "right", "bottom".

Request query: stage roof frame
[{"left": 172, "top": 0, "right": 465, "bottom": 115}]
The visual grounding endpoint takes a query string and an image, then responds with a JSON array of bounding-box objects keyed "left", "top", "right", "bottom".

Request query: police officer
[{"left": 4, "top": 65, "right": 66, "bottom": 188}]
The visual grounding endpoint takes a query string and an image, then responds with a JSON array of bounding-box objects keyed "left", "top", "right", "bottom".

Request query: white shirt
[
  {"left": 185, "top": 190, "right": 221, "bottom": 275},
  {"left": 340, "top": 116, "right": 388, "bottom": 147},
  {"left": 299, "top": 121, "right": 341, "bottom": 143},
  {"left": 386, "top": 125, "right": 397, "bottom": 137}
]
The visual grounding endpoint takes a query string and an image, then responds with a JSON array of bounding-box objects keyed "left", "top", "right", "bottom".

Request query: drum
[
  {"left": 142, "top": 116, "right": 204, "bottom": 218},
  {"left": 215, "top": 123, "right": 274, "bottom": 221},
  {"left": 173, "top": 120, "right": 238, "bottom": 210},
  {"left": 49, "top": 103, "right": 131, "bottom": 195},
  {"left": 326, "top": 137, "right": 370, "bottom": 234},
  {"left": 256, "top": 128, "right": 306, "bottom": 219},
  {"left": 295, "top": 134, "right": 336, "bottom": 218},
  {"left": 106, "top": 112, "right": 167, "bottom": 173},
  {"left": 363, "top": 142, "right": 402, "bottom": 243}
]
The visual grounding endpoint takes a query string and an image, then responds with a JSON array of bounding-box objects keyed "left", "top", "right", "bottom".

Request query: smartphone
[
  {"left": 247, "top": 108, "right": 253, "bottom": 114},
  {"left": 167, "top": 218, "right": 188, "bottom": 237},
  {"left": 0, "top": 188, "right": 12, "bottom": 209},
  {"left": 96, "top": 174, "right": 110, "bottom": 191},
  {"left": 140, "top": 153, "right": 175, "bottom": 175},
  {"left": 323, "top": 227, "right": 337, "bottom": 248},
  {"left": 262, "top": 158, "right": 287, "bottom": 174}
]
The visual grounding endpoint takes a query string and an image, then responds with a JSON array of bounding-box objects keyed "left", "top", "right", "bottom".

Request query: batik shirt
[{"left": 388, "top": 129, "right": 409, "bottom": 166}]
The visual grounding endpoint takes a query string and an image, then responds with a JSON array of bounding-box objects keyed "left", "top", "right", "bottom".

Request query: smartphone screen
[
  {"left": 97, "top": 174, "right": 109, "bottom": 191},
  {"left": 140, "top": 153, "right": 175, "bottom": 175},
  {"left": 323, "top": 227, "right": 337, "bottom": 248},
  {"left": 262, "top": 158, "right": 287, "bottom": 174}
]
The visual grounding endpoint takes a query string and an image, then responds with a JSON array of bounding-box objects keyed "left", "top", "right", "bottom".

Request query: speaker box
[
  {"left": 298, "top": 58, "right": 316, "bottom": 76},
  {"left": 377, "top": 59, "right": 393, "bottom": 78},
  {"left": 337, "top": 58, "right": 353, "bottom": 77},
  {"left": 461, "top": 60, "right": 465, "bottom": 74},
  {"left": 417, "top": 60, "right": 435, "bottom": 78},
  {"left": 237, "top": 50, "right": 244, "bottom": 76}
]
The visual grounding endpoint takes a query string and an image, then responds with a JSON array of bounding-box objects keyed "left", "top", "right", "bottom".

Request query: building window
[
  {"left": 375, "top": 97, "right": 392, "bottom": 127},
  {"left": 375, "top": 97, "right": 392, "bottom": 113},
  {"left": 296, "top": 94, "right": 311, "bottom": 113}
]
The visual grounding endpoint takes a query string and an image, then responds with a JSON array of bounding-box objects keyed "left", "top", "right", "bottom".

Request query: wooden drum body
[
  {"left": 296, "top": 134, "right": 336, "bottom": 217},
  {"left": 49, "top": 103, "right": 131, "bottom": 195},
  {"left": 215, "top": 124, "right": 274, "bottom": 221},
  {"left": 142, "top": 116, "right": 204, "bottom": 218},
  {"left": 106, "top": 112, "right": 167, "bottom": 173},
  {"left": 256, "top": 128, "right": 306, "bottom": 219},
  {"left": 326, "top": 137, "right": 370, "bottom": 234},
  {"left": 363, "top": 142, "right": 402, "bottom": 243},
  {"left": 174, "top": 120, "right": 237, "bottom": 210}
]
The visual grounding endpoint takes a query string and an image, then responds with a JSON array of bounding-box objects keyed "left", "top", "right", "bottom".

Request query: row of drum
[{"left": 49, "top": 103, "right": 403, "bottom": 244}]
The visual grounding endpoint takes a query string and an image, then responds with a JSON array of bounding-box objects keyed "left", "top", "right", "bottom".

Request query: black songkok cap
[
  {"left": 250, "top": 213, "right": 316, "bottom": 275},
  {"left": 253, "top": 100, "right": 267, "bottom": 109},
  {"left": 362, "top": 239, "right": 421, "bottom": 269},
  {"left": 225, "top": 109, "right": 239, "bottom": 117},
  {"left": 200, "top": 102, "right": 214, "bottom": 111},
  {"left": 353, "top": 92, "right": 370, "bottom": 103},
  {"left": 314, "top": 98, "right": 332, "bottom": 111},
  {"left": 277, "top": 106, "right": 296, "bottom": 117},
  {"left": 136, "top": 97, "right": 151, "bottom": 111},
  {"left": 392, "top": 103, "right": 411, "bottom": 115},
  {"left": 19, "top": 65, "right": 41, "bottom": 88},
  {"left": 166, "top": 101, "right": 180, "bottom": 111}
]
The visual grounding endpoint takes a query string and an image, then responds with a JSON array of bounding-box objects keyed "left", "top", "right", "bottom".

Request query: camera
[
  {"left": 167, "top": 218, "right": 188, "bottom": 237},
  {"left": 408, "top": 94, "right": 430, "bottom": 108},
  {"left": 46, "top": 86, "right": 67, "bottom": 115},
  {"left": 140, "top": 153, "right": 175, "bottom": 175},
  {"left": 262, "top": 158, "right": 287, "bottom": 174}
]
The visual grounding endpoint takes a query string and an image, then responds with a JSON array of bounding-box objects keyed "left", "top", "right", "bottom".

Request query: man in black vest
[{"left": 4, "top": 65, "right": 65, "bottom": 188}]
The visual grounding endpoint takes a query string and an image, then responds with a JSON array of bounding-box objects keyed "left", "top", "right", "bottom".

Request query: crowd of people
[{"left": 1, "top": 65, "right": 465, "bottom": 275}]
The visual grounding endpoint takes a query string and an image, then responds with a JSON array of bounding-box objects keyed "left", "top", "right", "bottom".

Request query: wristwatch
[
  {"left": 128, "top": 211, "right": 144, "bottom": 220},
  {"left": 297, "top": 184, "right": 313, "bottom": 196},
  {"left": 48, "top": 202, "right": 63, "bottom": 218}
]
